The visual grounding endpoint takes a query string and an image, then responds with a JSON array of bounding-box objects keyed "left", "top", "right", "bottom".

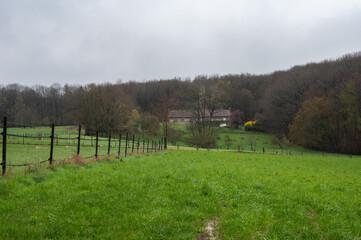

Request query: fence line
[
  {"left": 3, "top": 117, "right": 349, "bottom": 176},
  {"left": 1, "top": 116, "right": 166, "bottom": 176},
  {"left": 1, "top": 117, "right": 7, "bottom": 175}
]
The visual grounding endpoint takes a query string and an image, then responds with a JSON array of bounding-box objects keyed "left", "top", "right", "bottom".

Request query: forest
[{"left": 1, "top": 52, "right": 360, "bottom": 154}]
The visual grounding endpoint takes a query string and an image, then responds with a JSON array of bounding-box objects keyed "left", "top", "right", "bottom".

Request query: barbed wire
[
  {"left": 2, "top": 147, "right": 162, "bottom": 169},
  {"left": 0, "top": 141, "right": 136, "bottom": 148},
  {"left": 97, "top": 139, "right": 111, "bottom": 142},
  {"left": 54, "top": 136, "right": 78, "bottom": 140},
  {"left": 3, "top": 159, "right": 49, "bottom": 167},
  {"left": 6, "top": 121, "right": 46, "bottom": 128},
  {"left": 7, "top": 133, "right": 51, "bottom": 139},
  {"left": 96, "top": 153, "right": 109, "bottom": 157},
  {"left": 1, "top": 123, "right": 164, "bottom": 174}
]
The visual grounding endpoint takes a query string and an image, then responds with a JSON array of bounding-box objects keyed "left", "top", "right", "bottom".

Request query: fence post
[
  {"left": 2, "top": 116, "right": 7, "bottom": 175},
  {"left": 118, "top": 134, "right": 121, "bottom": 156},
  {"left": 142, "top": 139, "right": 145, "bottom": 153},
  {"left": 125, "top": 133, "right": 128, "bottom": 156},
  {"left": 49, "top": 124, "right": 55, "bottom": 165},
  {"left": 151, "top": 140, "right": 154, "bottom": 153},
  {"left": 77, "top": 125, "right": 81, "bottom": 155},
  {"left": 95, "top": 131, "right": 99, "bottom": 158},
  {"left": 132, "top": 135, "right": 135, "bottom": 153},
  {"left": 147, "top": 139, "right": 149, "bottom": 153},
  {"left": 137, "top": 138, "right": 140, "bottom": 153},
  {"left": 107, "top": 133, "right": 111, "bottom": 156}
]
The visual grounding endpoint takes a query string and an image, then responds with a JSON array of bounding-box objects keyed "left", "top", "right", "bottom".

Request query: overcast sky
[{"left": 1, "top": 0, "right": 361, "bottom": 87}]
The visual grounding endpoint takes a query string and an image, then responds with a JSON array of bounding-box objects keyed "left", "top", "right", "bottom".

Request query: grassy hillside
[
  {"left": 0, "top": 151, "right": 360, "bottom": 239},
  {"left": 2, "top": 126, "right": 161, "bottom": 175},
  {"left": 169, "top": 123, "right": 323, "bottom": 156},
  {"left": 0, "top": 124, "right": 355, "bottom": 175}
]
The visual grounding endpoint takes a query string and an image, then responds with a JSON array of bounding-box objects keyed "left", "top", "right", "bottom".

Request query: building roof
[
  {"left": 169, "top": 109, "right": 230, "bottom": 118},
  {"left": 168, "top": 110, "right": 193, "bottom": 118}
]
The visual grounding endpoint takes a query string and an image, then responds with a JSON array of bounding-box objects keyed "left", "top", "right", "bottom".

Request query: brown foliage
[{"left": 289, "top": 97, "right": 337, "bottom": 151}]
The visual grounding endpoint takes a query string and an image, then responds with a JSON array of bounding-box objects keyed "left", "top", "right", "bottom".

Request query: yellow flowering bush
[
  {"left": 244, "top": 120, "right": 256, "bottom": 127},
  {"left": 244, "top": 120, "right": 260, "bottom": 131}
]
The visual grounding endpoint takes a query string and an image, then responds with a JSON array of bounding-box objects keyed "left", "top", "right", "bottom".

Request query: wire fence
[
  {"left": 1, "top": 117, "right": 166, "bottom": 175},
  {"left": 1, "top": 117, "right": 355, "bottom": 176}
]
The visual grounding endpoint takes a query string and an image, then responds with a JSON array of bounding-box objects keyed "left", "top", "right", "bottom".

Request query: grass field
[
  {"left": 169, "top": 123, "right": 331, "bottom": 157},
  {"left": 1, "top": 124, "right": 354, "bottom": 175},
  {"left": 1, "top": 126, "right": 162, "bottom": 175},
  {"left": 0, "top": 151, "right": 360, "bottom": 239}
]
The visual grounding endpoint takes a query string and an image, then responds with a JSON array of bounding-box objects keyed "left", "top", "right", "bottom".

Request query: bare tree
[
  {"left": 154, "top": 96, "right": 176, "bottom": 149},
  {"left": 230, "top": 110, "right": 243, "bottom": 129}
]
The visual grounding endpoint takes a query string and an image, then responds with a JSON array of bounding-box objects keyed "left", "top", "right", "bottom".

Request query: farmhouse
[{"left": 169, "top": 109, "right": 231, "bottom": 124}]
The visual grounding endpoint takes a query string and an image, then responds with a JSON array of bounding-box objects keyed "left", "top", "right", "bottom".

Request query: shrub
[
  {"left": 244, "top": 120, "right": 263, "bottom": 131},
  {"left": 187, "top": 127, "right": 217, "bottom": 148}
]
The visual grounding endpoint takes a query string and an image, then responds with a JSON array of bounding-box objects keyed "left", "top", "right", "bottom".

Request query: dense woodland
[{"left": 1, "top": 52, "right": 361, "bottom": 154}]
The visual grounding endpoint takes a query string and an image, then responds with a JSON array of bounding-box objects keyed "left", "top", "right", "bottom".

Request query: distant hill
[{"left": 1, "top": 52, "right": 360, "bottom": 153}]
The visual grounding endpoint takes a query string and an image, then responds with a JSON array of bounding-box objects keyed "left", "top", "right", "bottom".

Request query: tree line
[{"left": 1, "top": 52, "right": 360, "bottom": 154}]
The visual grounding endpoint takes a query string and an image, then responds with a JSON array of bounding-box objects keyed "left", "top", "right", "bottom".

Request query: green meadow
[
  {"left": 2, "top": 126, "right": 160, "bottom": 174},
  {"left": 0, "top": 124, "right": 354, "bottom": 175},
  {"left": 0, "top": 151, "right": 360, "bottom": 239},
  {"left": 1, "top": 125, "right": 360, "bottom": 239},
  {"left": 168, "top": 123, "right": 330, "bottom": 157}
]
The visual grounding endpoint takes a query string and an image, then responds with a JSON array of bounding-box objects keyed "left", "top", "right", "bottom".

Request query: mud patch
[
  {"left": 197, "top": 217, "right": 220, "bottom": 240},
  {"left": 308, "top": 210, "right": 319, "bottom": 229}
]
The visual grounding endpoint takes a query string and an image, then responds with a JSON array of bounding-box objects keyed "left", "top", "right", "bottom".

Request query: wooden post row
[
  {"left": 95, "top": 131, "right": 99, "bottom": 158},
  {"left": 107, "top": 133, "right": 111, "bottom": 156},
  {"left": 77, "top": 125, "right": 81, "bottom": 155},
  {"left": 118, "top": 134, "right": 121, "bottom": 155},
  {"left": 137, "top": 138, "right": 140, "bottom": 153},
  {"left": 125, "top": 133, "right": 128, "bottom": 156},
  {"left": 147, "top": 139, "right": 149, "bottom": 153},
  {"left": 142, "top": 139, "right": 145, "bottom": 153},
  {"left": 132, "top": 135, "right": 135, "bottom": 153},
  {"left": 2, "top": 117, "right": 7, "bottom": 175},
  {"left": 49, "top": 124, "right": 55, "bottom": 164}
]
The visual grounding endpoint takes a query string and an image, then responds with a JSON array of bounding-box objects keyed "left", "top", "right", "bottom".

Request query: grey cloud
[{"left": 0, "top": 0, "right": 360, "bottom": 86}]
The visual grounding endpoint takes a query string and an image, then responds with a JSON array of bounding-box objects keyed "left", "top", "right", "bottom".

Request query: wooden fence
[{"left": 1, "top": 117, "right": 166, "bottom": 175}]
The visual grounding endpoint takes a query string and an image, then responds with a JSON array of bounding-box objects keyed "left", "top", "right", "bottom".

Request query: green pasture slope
[
  {"left": 0, "top": 151, "right": 360, "bottom": 239},
  {"left": 2, "top": 126, "right": 154, "bottom": 175},
  {"left": 2, "top": 124, "right": 331, "bottom": 175}
]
